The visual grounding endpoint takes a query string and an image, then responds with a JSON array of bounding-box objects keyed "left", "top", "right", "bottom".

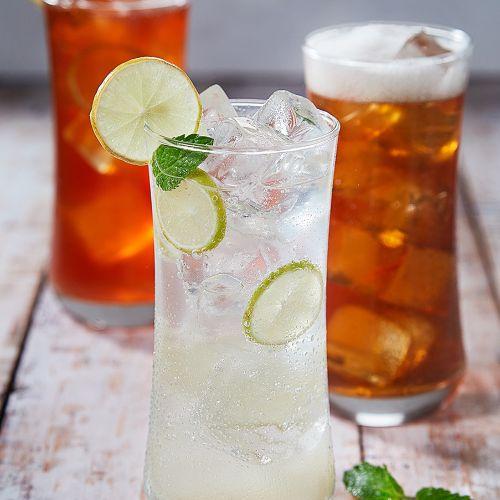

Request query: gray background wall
[{"left": 1, "top": 0, "right": 499, "bottom": 81}]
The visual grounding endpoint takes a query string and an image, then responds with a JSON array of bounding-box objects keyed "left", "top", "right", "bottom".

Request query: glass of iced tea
[
  {"left": 303, "top": 22, "right": 472, "bottom": 426},
  {"left": 42, "top": 0, "right": 189, "bottom": 326}
]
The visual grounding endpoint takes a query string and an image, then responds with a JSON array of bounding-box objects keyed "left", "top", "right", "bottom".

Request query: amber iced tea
[
  {"left": 44, "top": 0, "right": 189, "bottom": 324},
  {"left": 319, "top": 95, "right": 465, "bottom": 394},
  {"left": 304, "top": 23, "right": 471, "bottom": 424}
]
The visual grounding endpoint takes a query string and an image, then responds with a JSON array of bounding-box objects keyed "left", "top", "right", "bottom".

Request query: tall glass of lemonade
[{"left": 88, "top": 53, "right": 340, "bottom": 497}]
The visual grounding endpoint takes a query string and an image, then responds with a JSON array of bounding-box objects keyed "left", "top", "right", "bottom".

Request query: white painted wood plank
[
  {"left": 462, "top": 84, "right": 500, "bottom": 305},
  {"left": 0, "top": 285, "right": 360, "bottom": 500},
  {"left": 0, "top": 287, "right": 152, "bottom": 500},
  {"left": 329, "top": 416, "right": 361, "bottom": 499},
  {"left": 0, "top": 89, "right": 52, "bottom": 404}
]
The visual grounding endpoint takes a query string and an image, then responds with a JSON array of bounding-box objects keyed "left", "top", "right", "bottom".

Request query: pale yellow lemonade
[{"left": 89, "top": 59, "right": 339, "bottom": 499}]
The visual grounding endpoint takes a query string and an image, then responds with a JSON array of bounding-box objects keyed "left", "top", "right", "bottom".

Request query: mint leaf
[
  {"left": 343, "top": 462, "right": 405, "bottom": 500},
  {"left": 152, "top": 134, "right": 214, "bottom": 191},
  {"left": 416, "top": 487, "right": 471, "bottom": 500}
]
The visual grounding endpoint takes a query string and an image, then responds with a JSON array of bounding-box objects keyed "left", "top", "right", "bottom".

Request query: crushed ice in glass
[{"left": 198, "top": 86, "right": 331, "bottom": 214}]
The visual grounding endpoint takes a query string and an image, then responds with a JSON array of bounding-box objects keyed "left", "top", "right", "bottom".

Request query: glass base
[
  {"left": 330, "top": 386, "right": 452, "bottom": 427},
  {"left": 59, "top": 295, "right": 154, "bottom": 328}
]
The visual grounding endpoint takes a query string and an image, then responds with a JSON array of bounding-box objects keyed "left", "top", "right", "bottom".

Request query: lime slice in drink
[
  {"left": 243, "top": 260, "right": 323, "bottom": 345},
  {"left": 154, "top": 228, "right": 181, "bottom": 260},
  {"left": 155, "top": 169, "right": 226, "bottom": 254},
  {"left": 90, "top": 57, "right": 201, "bottom": 165}
]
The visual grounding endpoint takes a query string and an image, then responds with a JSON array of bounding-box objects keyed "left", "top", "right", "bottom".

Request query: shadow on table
[{"left": 431, "top": 368, "right": 500, "bottom": 423}]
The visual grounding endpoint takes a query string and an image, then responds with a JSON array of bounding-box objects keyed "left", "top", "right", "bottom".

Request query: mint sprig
[
  {"left": 152, "top": 134, "right": 213, "bottom": 191},
  {"left": 344, "top": 463, "right": 405, "bottom": 499},
  {"left": 343, "top": 462, "right": 471, "bottom": 500}
]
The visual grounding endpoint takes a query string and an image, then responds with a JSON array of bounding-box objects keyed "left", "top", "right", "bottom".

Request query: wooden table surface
[{"left": 0, "top": 80, "right": 499, "bottom": 499}]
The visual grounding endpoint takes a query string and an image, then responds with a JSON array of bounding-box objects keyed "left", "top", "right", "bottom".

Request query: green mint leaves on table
[
  {"left": 152, "top": 134, "right": 214, "bottom": 191},
  {"left": 415, "top": 488, "right": 471, "bottom": 500},
  {"left": 343, "top": 462, "right": 405, "bottom": 499},
  {"left": 343, "top": 462, "right": 471, "bottom": 500}
]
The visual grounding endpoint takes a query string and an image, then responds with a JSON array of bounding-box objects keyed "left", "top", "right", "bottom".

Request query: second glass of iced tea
[
  {"left": 43, "top": 0, "right": 189, "bottom": 326},
  {"left": 303, "top": 22, "right": 472, "bottom": 425}
]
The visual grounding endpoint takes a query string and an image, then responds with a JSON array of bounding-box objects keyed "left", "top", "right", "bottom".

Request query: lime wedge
[
  {"left": 90, "top": 57, "right": 201, "bottom": 165},
  {"left": 243, "top": 260, "right": 323, "bottom": 345},
  {"left": 155, "top": 169, "right": 226, "bottom": 254}
]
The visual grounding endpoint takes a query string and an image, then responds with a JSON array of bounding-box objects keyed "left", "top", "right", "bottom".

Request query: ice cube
[
  {"left": 328, "top": 223, "right": 406, "bottom": 294},
  {"left": 255, "top": 90, "right": 297, "bottom": 136},
  {"left": 396, "top": 31, "right": 451, "bottom": 59},
  {"left": 274, "top": 187, "right": 328, "bottom": 244},
  {"left": 255, "top": 90, "right": 329, "bottom": 140},
  {"left": 340, "top": 103, "right": 402, "bottom": 142},
  {"left": 380, "top": 246, "right": 454, "bottom": 314},
  {"left": 63, "top": 113, "right": 118, "bottom": 174},
  {"left": 247, "top": 140, "right": 330, "bottom": 216},
  {"left": 328, "top": 305, "right": 436, "bottom": 386},
  {"left": 341, "top": 170, "right": 452, "bottom": 248},
  {"left": 210, "top": 116, "right": 289, "bottom": 149},
  {"left": 198, "top": 273, "right": 244, "bottom": 315},
  {"left": 68, "top": 185, "right": 152, "bottom": 264},
  {"left": 260, "top": 149, "right": 330, "bottom": 189},
  {"left": 327, "top": 305, "right": 412, "bottom": 387},
  {"left": 203, "top": 117, "right": 293, "bottom": 216},
  {"left": 200, "top": 85, "right": 237, "bottom": 120},
  {"left": 179, "top": 253, "right": 206, "bottom": 292},
  {"left": 199, "top": 84, "right": 237, "bottom": 134},
  {"left": 202, "top": 229, "right": 272, "bottom": 286},
  {"left": 389, "top": 311, "right": 436, "bottom": 370},
  {"left": 313, "top": 24, "right": 421, "bottom": 62}
]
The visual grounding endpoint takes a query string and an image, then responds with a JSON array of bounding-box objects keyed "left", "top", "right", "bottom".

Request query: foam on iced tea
[
  {"left": 304, "top": 24, "right": 470, "bottom": 398},
  {"left": 304, "top": 23, "right": 470, "bottom": 103}
]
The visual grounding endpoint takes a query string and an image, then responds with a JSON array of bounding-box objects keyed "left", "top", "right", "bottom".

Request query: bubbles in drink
[{"left": 148, "top": 91, "right": 336, "bottom": 498}]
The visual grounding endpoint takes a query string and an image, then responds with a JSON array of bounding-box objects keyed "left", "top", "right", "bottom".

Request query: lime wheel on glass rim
[{"left": 90, "top": 57, "right": 202, "bottom": 165}]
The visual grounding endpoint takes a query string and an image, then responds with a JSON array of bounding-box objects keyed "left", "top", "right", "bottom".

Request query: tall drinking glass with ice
[
  {"left": 90, "top": 58, "right": 339, "bottom": 499},
  {"left": 303, "top": 23, "right": 472, "bottom": 426}
]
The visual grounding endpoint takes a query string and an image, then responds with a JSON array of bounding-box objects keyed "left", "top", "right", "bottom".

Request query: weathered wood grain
[
  {"left": 329, "top": 418, "right": 361, "bottom": 500},
  {"left": 0, "top": 287, "right": 153, "bottom": 499},
  {"left": 0, "top": 88, "right": 52, "bottom": 408},
  {"left": 360, "top": 203, "right": 500, "bottom": 499},
  {"left": 462, "top": 83, "right": 500, "bottom": 313},
  {"left": 0, "top": 284, "right": 361, "bottom": 500},
  {"left": 1, "top": 82, "right": 499, "bottom": 499}
]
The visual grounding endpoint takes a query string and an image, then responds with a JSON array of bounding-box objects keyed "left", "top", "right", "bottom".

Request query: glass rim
[
  {"left": 145, "top": 99, "right": 340, "bottom": 156},
  {"left": 40, "top": 0, "right": 187, "bottom": 10},
  {"left": 302, "top": 21, "right": 473, "bottom": 67}
]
